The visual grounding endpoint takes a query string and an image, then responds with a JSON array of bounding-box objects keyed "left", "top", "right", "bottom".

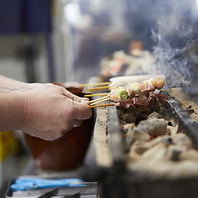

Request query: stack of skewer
[
  {"left": 80, "top": 75, "right": 167, "bottom": 108},
  {"left": 79, "top": 82, "right": 117, "bottom": 108}
]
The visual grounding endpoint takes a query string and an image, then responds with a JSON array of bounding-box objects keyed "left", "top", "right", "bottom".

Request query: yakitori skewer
[
  {"left": 88, "top": 103, "right": 117, "bottom": 108},
  {"left": 84, "top": 93, "right": 108, "bottom": 97},
  {"left": 87, "top": 76, "right": 165, "bottom": 108},
  {"left": 90, "top": 96, "right": 109, "bottom": 104},
  {"left": 88, "top": 86, "right": 110, "bottom": 92},
  {"left": 80, "top": 82, "right": 111, "bottom": 87},
  {"left": 90, "top": 97, "right": 110, "bottom": 106}
]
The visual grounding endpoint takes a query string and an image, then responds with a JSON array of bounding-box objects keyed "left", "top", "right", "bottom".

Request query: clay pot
[{"left": 24, "top": 85, "right": 95, "bottom": 171}]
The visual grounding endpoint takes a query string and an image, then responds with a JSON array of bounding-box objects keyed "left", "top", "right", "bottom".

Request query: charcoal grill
[{"left": 81, "top": 84, "right": 198, "bottom": 198}]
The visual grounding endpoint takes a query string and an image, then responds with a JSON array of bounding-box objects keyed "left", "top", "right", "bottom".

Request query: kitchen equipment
[{"left": 80, "top": 77, "right": 198, "bottom": 198}]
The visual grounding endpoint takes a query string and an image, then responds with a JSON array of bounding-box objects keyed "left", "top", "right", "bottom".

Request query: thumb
[{"left": 73, "top": 100, "right": 93, "bottom": 120}]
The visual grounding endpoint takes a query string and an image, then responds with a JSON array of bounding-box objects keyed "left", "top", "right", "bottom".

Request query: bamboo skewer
[
  {"left": 90, "top": 96, "right": 109, "bottom": 104},
  {"left": 88, "top": 86, "right": 110, "bottom": 91},
  {"left": 90, "top": 97, "right": 110, "bottom": 106},
  {"left": 88, "top": 103, "right": 117, "bottom": 108},
  {"left": 84, "top": 93, "right": 108, "bottom": 97},
  {"left": 80, "top": 82, "right": 111, "bottom": 87}
]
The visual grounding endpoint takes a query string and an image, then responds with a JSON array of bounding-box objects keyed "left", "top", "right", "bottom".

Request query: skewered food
[
  {"left": 108, "top": 77, "right": 165, "bottom": 102},
  {"left": 86, "top": 76, "right": 166, "bottom": 111},
  {"left": 107, "top": 77, "right": 166, "bottom": 123}
]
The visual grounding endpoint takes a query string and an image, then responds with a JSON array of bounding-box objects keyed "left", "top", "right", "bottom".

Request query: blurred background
[
  {"left": 1, "top": 0, "right": 198, "bottom": 84},
  {"left": 1, "top": 0, "right": 198, "bottom": 196}
]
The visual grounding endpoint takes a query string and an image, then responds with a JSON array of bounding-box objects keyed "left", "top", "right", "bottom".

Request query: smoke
[{"left": 141, "top": 0, "right": 198, "bottom": 86}]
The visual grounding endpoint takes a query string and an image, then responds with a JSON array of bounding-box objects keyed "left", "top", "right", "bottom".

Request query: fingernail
[
  {"left": 81, "top": 100, "right": 89, "bottom": 104},
  {"left": 81, "top": 97, "right": 89, "bottom": 101}
]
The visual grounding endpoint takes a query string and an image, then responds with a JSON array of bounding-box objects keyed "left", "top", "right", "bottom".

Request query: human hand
[{"left": 20, "top": 84, "right": 92, "bottom": 140}]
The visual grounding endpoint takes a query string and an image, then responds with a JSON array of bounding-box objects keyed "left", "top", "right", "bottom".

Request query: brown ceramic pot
[{"left": 24, "top": 85, "right": 95, "bottom": 171}]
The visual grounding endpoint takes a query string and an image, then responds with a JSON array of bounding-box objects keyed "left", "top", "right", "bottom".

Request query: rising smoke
[{"left": 141, "top": 0, "right": 198, "bottom": 86}]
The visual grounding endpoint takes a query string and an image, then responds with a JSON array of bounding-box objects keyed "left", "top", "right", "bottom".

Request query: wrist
[{"left": 0, "top": 92, "right": 26, "bottom": 131}]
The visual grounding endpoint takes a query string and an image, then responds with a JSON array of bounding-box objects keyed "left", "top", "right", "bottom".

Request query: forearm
[
  {"left": 0, "top": 92, "right": 25, "bottom": 131},
  {"left": 0, "top": 75, "right": 48, "bottom": 93},
  {"left": 0, "top": 75, "right": 30, "bottom": 93}
]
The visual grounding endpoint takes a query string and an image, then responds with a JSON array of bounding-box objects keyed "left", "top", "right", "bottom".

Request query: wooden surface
[{"left": 93, "top": 105, "right": 113, "bottom": 167}]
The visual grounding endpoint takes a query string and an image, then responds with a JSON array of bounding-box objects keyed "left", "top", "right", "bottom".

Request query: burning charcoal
[
  {"left": 130, "top": 140, "right": 152, "bottom": 155},
  {"left": 122, "top": 123, "right": 135, "bottom": 134},
  {"left": 118, "top": 112, "right": 137, "bottom": 123},
  {"left": 158, "top": 105, "right": 175, "bottom": 121},
  {"left": 128, "top": 140, "right": 157, "bottom": 161},
  {"left": 129, "top": 135, "right": 178, "bottom": 162},
  {"left": 121, "top": 122, "right": 135, "bottom": 129},
  {"left": 132, "top": 128, "right": 151, "bottom": 141},
  {"left": 122, "top": 123, "right": 150, "bottom": 152},
  {"left": 172, "top": 133, "right": 192, "bottom": 148},
  {"left": 147, "top": 111, "right": 163, "bottom": 119},
  {"left": 166, "top": 145, "right": 187, "bottom": 161},
  {"left": 141, "top": 143, "right": 168, "bottom": 162},
  {"left": 127, "top": 149, "right": 142, "bottom": 161},
  {"left": 153, "top": 105, "right": 179, "bottom": 135},
  {"left": 129, "top": 136, "right": 173, "bottom": 160},
  {"left": 153, "top": 135, "right": 174, "bottom": 146},
  {"left": 134, "top": 118, "right": 167, "bottom": 138},
  {"left": 167, "top": 118, "right": 179, "bottom": 135},
  {"left": 179, "top": 148, "right": 198, "bottom": 161},
  {"left": 128, "top": 140, "right": 163, "bottom": 162},
  {"left": 120, "top": 122, "right": 135, "bottom": 133}
]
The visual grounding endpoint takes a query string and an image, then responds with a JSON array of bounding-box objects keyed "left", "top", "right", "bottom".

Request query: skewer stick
[
  {"left": 88, "top": 86, "right": 110, "bottom": 91},
  {"left": 80, "top": 82, "right": 111, "bottom": 87},
  {"left": 90, "top": 97, "right": 110, "bottom": 106},
  {"left": 88, "top": 103, "right": 117, "bottom": 108},
  {"left": 84, "top": 93, "right": 108, "bottom": 97},
  {"left": 90, "top": 96, "right": 109, "bottom": 104}
]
